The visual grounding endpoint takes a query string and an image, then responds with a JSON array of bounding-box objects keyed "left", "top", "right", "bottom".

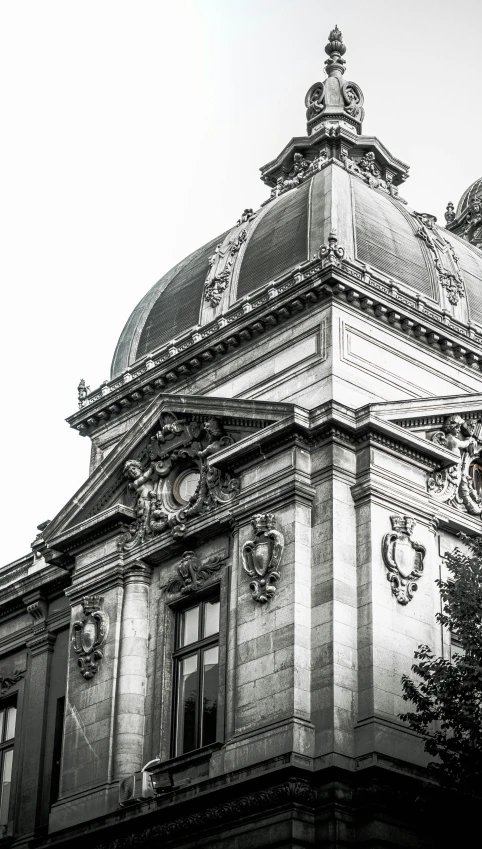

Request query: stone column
[
  {"left": 17, "top": 592, "right": 56, "bottom": 842},
  {"left": 114, "top": 561, "right": 152, "bottom": 779}
]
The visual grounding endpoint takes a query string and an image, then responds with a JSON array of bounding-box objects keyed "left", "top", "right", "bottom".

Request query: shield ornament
[
  {"left": 382, "top": 515, "right": 426, "bottom": 605},
  {"left": 242, "top": 513, "right": 285, "bottom": 604},
  {"left": 72, "top": 596, "right": 109, "bottom": 679}
]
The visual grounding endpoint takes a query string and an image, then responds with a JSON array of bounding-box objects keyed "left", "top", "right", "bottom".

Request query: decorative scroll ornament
[
  {"left": 0, "top": 668, "right": 26, "bottom": 694},
  {"left": 382, "top": 515, "right": 426, "bottom": 604},
  {"left": 462, "top": 200, "right": 482, "bottom": 250},
  {"left": 340, "top": 151, "right": 407, "bottom": 203},
  {"left": 164, "top": 551, "right": 222, "bottom": 596},
  {"left": 304, "top": 27, "right": 365, "bottom": 135},
  {"left": 204, "top": 210, "right": 256, "bottom": 306},
  {"left": 319, "top": 229, "right": 345, "bottom": 266},
  {"left": 414, "top": 212, "right": 466, "bottom": 305},
  {"left": 270, "top": 149, "right": 329, "bottom": 200},
  {"left": 123, "top": 413, "right": 240, "bottom": 546},
  {"left": 72, "top": 596, "right": 109, "bottom": 680},
  {"left": 242, "top": 514, "right": 285, "bottom": 603},
  {"left": 427, "top": 415, "right": 482, "bottom": 516}
]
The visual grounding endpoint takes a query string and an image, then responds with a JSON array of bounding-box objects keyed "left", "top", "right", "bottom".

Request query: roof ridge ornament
[
  {"left": 305, "top": 26, "right": 364, "bottom": 136},
  {"left": 324, "top": 25, "right": 346, "bottom": 75}
]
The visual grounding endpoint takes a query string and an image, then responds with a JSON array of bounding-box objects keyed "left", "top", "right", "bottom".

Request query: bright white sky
[{"left": 1, "top": 0, "right": 481, "bottom": 565}]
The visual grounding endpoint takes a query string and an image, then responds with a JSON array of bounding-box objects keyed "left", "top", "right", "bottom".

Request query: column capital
[
  {"left": 123, "top": 560, "right": 153, "bottom": 586},
  {"left": 26, "top": 631, "right": 56, "bottom": 656}
]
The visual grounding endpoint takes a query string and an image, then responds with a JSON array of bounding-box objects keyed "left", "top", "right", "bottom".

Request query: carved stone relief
[
  {"left": 269, "top": 149, "right": 329, "bottom": 200},
  {"left": 427, "top": 414, "right": 482, "bottom": 516},
  {"left": 242, "top": 513, "right": 285, "bottom": 603},
  {"left": 413, "top": 212, "right": 466, "bottom": 306},
  {"left": 164, "top": 550, "right": 222, "bottom": 596},
  {"left": 462, "top": 200, "right": 482, "bottom": 250},
  {"left": 123, "top": 412, "right": 240, "bottom": 546},
  {"left": 0, "top": 668, "right": 26, "bottom": 694},
  {"left": 72, "top": 596, "right": 109, "bottom": 680},
  {"left": 319, "top": 229, "right": 345, "bottom": 266},
  {"left": 203, "top": 209, "right": 257, "bottom": 307},
  {"left": 382, "top": 515, "right": 426, "bottom": 604},
  {"left": 341, "top": 151, "right": 407, "bottom": 203}
]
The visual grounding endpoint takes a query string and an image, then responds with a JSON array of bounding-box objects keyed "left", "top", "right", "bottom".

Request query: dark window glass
[
  {"left": 202, "top": 645, "right": 219, "bottom": 746},
  {"left": 0, "top": 704, "right": 16, "bottom": 836},
  {"left": 174, "top": 597, "right": 220, "bottom": 755},
  {"left": 50, "top": 697, "right": 65, "bottom": 805}
]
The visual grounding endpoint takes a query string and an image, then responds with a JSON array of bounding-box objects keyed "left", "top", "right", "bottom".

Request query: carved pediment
[
  {"left": 43, "top": 395, "right": 291, "bottom": 554},
  {"left": 426, "top": 414, "right": 482, "bottom": 516},
  {"left": 121, "top": 412, "right": 242, "bottom": 546}
]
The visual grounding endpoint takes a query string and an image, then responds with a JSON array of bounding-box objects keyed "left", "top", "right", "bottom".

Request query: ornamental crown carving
[
  {"left": 382, "top": 515, "right": 426, "bottom": 605},
  {"left": 72, "top": 596, "right": 109, "bottom": 680},
  {"left": 242, "top": 513, "right": 285, "bottom": 604},
  {"left": 122, "top": 412, "right": 240, "bottom": 547},
  {"left": 304, "top": 26, "right": 364, "bottom": 136}
]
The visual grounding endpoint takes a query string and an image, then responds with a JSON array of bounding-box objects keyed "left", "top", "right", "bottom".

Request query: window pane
[
  {"left": 4, "top": 709, "right": 16, "bottom": 742},
  {"left": 201, "top": 645, "right": 219, "bottom": 746},
  {"left": 177, "top": 653, "right": 198, "bottom": 755},
  {"left": 180, "top": 606, "right": 200, "bottom": 647},
  {"left": 0, "top": 748, "right": 13, "bottom": 827},
  {"left": 0, "top": 712, "right": 4, "bottom": 744},
  {"left": 203, "top": 599, "right": 220, "bottom": 638}
]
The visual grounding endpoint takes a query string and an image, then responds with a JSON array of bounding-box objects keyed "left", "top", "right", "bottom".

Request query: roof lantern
[{"left": 305, "top": 25, "right": 364, "bottom": 136}]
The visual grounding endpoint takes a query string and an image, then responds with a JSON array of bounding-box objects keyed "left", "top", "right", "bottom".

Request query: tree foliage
[{"left": 400, "top": 535, "right": 482, "bottom": 795}]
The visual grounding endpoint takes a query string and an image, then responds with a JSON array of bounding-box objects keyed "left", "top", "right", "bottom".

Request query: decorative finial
[
  {"left": 77, "top": 378, "right": 89, "bottom": 408},
  {"left": 305, "top": 25, "right": 364, "bottom": 136},
  {"left": 445, "top": 201, "right": 455, "bottom": 224},
  {"left": 324, "top": 25, "right": 346, "bottom": 76}
]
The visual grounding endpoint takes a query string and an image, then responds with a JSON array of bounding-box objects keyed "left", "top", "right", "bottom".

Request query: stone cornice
[
  {"left": 0, "top": 563, "right": 70, "bottom": 619},
  {"left": 259, "top": 127, "right": 409, "bottom": 186},
  {"left": 67, "top": 252, "right": 482, "bottom": 441}
]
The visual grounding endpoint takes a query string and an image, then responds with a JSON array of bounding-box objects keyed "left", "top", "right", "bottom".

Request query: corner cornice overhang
[
  {"left": 45, "top": 503, "right": 137, "bottom": 557},
  {"left": 68, "top": 248, "right": 482, "bottom": 441},
  {"left": 259, "top": 127, "right": 409, "bottom": 186},
  {"left": 0, "top": 561, "right": 71, "bottom": 617},
  {"left": 49, "top": 400, "right": 463, "bottom": 565},
  {"left": 210, "top": 402, "right": 459, "bottom": 473}
]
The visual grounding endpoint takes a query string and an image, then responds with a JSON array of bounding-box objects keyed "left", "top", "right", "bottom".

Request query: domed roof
[
  {"left": 111, "top": 25, "right": 482, "bottom": 381},
  {"left": 456, "top": 177, "right": 482, "bottom": 217},
  {"left": 111, "top": 164, "right": 482, "bottom": 379}
]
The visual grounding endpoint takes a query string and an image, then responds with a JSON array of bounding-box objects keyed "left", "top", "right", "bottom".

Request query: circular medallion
[{"left": 173, "top": 470, "right": 200, "bottom": 506}]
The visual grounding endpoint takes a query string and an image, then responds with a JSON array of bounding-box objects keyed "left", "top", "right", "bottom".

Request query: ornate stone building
[{"left": 2, "top": 25, "right": 482, "bottom": 848}]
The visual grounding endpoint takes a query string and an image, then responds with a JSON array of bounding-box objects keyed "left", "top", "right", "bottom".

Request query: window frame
[
  {"left": 171, "top": 592, "right": 221, "bottom": 758},
  {"left": 0, "top": 699, "right": 17, "bottom": 839}
]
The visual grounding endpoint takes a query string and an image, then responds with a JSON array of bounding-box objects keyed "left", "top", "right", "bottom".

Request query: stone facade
[{"left": 1, "top": 24, "right": 481, "bottom": 849}]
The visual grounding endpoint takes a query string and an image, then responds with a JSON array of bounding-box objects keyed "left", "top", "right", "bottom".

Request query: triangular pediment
[
  {"left": 366, "top": 393, "right": 482, "bottom": 434},
  {"left": 44, "top": 394, "right": 295, "bottom": 554}
]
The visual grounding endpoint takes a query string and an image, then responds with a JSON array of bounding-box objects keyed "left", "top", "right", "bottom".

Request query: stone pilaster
[
  {"left": 113, "top": 561, "right": 152, "bottom": 779},
  {"left": 17, "top": 592, "right": 56, "bottom": 841}
]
